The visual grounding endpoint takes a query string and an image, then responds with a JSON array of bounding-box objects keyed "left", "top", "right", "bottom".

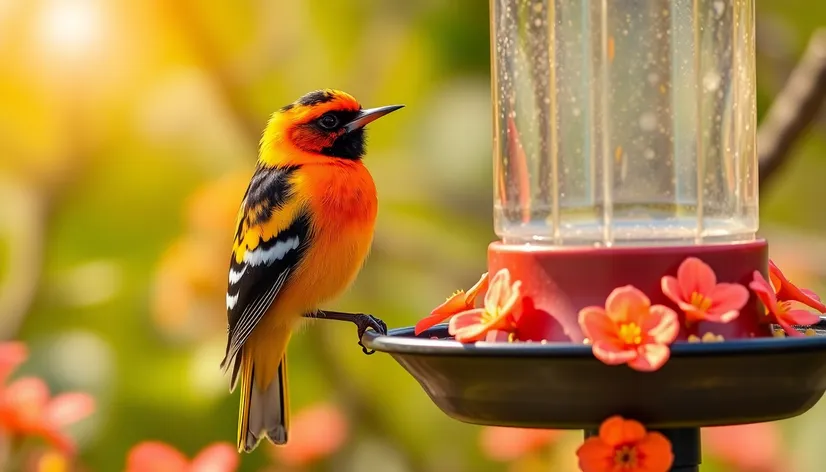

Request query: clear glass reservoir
[{"left": 491, "top": 0, "right": 758, "bottom": 246}]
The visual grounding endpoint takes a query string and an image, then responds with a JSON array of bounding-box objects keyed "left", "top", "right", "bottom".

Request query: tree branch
[{"left": 758, "top": 29, "right": 826, "bottom": 189}]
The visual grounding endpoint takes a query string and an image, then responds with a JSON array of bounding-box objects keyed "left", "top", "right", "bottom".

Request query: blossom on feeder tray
[
  {"left": 448, "top": 269, "right": 521, "bottom": 343},
  {"left": 768, "top": 260, "right": 826, "bottom": 313},
  {"left": 576, "top": 416, "right": 673, "bottom": 472},
  {"left": 414, "top": 272, "right": 489, "bottom": 335},
  {"left": 578, "top": 286, "right": 679, "bottom": 372},
  {"left": 749, "top": 271, "right": 821, "bottom": 337},
  {"left": 124, "top": 441, "right": 238, "bottom": 472},
  {"left": 661, "top": 257, "right": 749, "bottom": 324},
  {"left": 687, "top": 332, "right": 725, "bottom": 343}
]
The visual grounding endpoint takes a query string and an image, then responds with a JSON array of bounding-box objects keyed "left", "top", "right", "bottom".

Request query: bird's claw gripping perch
[
  {"left": 354, "top": 314, "right": 388, "bottom": 355},
  {"left": 305, "top": 310, "right": 388, "bottom": 355}
]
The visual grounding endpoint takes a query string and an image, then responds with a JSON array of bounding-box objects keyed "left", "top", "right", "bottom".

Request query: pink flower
[
  {"left": 0, "top": 377, "right": 95, "bottom": 454},
  {"left": 769, "top": 260, "right": 826, "bottom": 313},
  {"left": 270, "top": 403, "right": 348, "bottom": 467},
  {"left": 703, "top": 423, "right": 787, "bottom": 472},
  {"left": 479, "top": 426, "right": 561, "bottom": 461},
  {"left": 448, "top": 269, "right": 522, "bottom": 343},
  {"left": 661, "top": 257, "right": 749, "bottom": 323},
  {"left": 125, "top": 442, "right": 238, "bottom": 472},
  {"left": 750, "top": 271, "right": 820, "bottom": 337},
  {"left": 415, "top": 272, "right": 489, "bottom": 335},
  {"left": 0, "top": 342, "right": 27, "bottom": 385},
  {"left": 579, "top": 286, "right": 679, "bottom": 372}
]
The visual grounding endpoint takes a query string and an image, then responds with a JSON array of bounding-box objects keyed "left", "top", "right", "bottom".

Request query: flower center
[
  {"left": 689, "top": 292, "right": 713, "bottom": 311},
  {"left": 618, "top": 323, "right": 642, "bottom": 346},
  {"left": 614, "top": 445, "right": 638, "bottom": 468},
  {"left": 776, "top": 300, "right": 791, "bottom": 316}
]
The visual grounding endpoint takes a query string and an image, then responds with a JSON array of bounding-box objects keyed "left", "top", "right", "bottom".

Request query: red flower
[
  {"left": 579, "top": 286, "right": 679, "bottom": 372},
  {"left": 270, "top": 403, "right": 348, "bottom": 467},
  {"left": 661, "top": 257, "right": 749, "bottom": 323},
  {"left": 415, "top": 272, "right": 489, "bottom": 335},
  {"left": 479, "top": 426, "right": 561, "bottom": 461},
  {"left": 576, "top": 416, "right": 673, "bottom": 472},
  {"left": 448, "top": 269, "right": 521, "bottom": 343},
  {"left": 125, "top": 442, "right": 238, "bottom": 472},
  {"left": 0, "top": 377, "right": 95, "bottom": 454},
  {"left": 769, "top": 260, "right": 826, "bottom": 313},
  {"left": 749, "top": 271, "right": 820, "bottom": 337}
]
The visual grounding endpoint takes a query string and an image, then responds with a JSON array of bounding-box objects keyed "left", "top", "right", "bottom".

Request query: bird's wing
[{"left": 221, "top": 164, "right": 310, "bottom": 375}]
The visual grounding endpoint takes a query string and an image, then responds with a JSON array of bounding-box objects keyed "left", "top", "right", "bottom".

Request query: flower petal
[
  {"left": 44, "top": 393, "right": 95, "bottom": 428},
  {"left": 270, "top": 403, "right": 348, "bottom": 467},
  {"left": 636, "top": 431, "right": 675, "bottom": 472},
  {"left": 628, "top": 343, "right": 671, "bottom": 372},
  {"left": 708, "top": 283, "right": 750, "bottom": 316},
  {"left": 784, "top": 308, "right": 821, "bottom": 327},
  {"left": 677, "top": 257, "right": 717, "bottom": 300},
  {"left": 592, "top": 340, "right": 637, "bottom": 366},
  {"left": 448, "top": 309, "right": 496, "bottom": 343},
  {"left": 498, "top": 281, "right": 523, "bottom": 316},
  {"left": 749, "top": 271, "right": 778, "bottom": 310},
  {"left": 463, "top": 272, "right": 490, "bottom": 305},
  {"left": 774, "top": 316, "right": 803, "bottom": 338},
  {"left": 661, "top": 275, "right": 684, "bottom": 306},
  {"left": 599, "top": 416, "right": 647, "bottom": 446},
  {"left": 576, "top": 436, "right": 615, "bottom": 472},
  {"left": 190, "top": 443, "right": 239, "bottom": 472},
  {"left": 644, "top": 306, "right": 679, "bottom": 345},
  {"left": 605, "top": 286, "right": 651, "bottom": 324},
  {"left": 578, "top": 307, "right": 613, "bottom": 341},
  {"left": 414, "top": 313, "right": 454, "bottom": 336},
  {"left": 769, "top": 260, "right": 826, "bottom": 313},
  {"left": 125, "top": 442, "right": 189, "bottom": 472},
  {"left": 483, "top": 269, "right": 512, "bottom": 313}
]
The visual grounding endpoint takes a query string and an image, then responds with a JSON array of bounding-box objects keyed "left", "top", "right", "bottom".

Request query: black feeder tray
[{"left": 361, "top": 318, "right": 826, "bottom": 472}]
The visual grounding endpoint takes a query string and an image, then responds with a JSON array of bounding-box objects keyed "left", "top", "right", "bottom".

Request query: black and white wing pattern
[{"left": 220, "top": 164, "right": 311, "bottom": 389}]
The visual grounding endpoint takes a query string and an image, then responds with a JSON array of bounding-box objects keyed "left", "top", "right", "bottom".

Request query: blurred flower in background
[
  {"left": 703, "top": 423, "right": 791, "bottom": 472},
  {"left": 267, "top": 402, "right": 349, "bottom": 468},
  {"left": 124, "top": 441, "right": 238, "bottom": 472}
]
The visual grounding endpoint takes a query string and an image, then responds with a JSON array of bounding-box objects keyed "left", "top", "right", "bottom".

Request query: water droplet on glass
[
  {"left": 639, "top": 112, "right": 657, "bottom": 131},
  {"left": 703, "top": 71, "right": 721, "bottom": 91},
  {"left": 644, "top": 148, "right": 655, "bottom": 160},
  {"left": 713, "top": 1, "right": 725, "bottom": 18},
  {"left": 647, "top": 72, "right": 660, "bottom": 85},
  {"left": 572, "top": 108, "right": 581, "bottom": 117}
]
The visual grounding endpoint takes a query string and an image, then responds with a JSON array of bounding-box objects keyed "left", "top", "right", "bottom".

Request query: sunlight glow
[{"left": 35, "top": 0, "right": 103, "bottom": 59}]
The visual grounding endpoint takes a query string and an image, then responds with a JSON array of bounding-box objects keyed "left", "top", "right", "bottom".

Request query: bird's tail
[{"left": 237, "top": 348, "right": 290, "bottom": 452}]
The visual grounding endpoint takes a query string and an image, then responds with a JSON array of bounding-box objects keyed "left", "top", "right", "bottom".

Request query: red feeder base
[{"left": 488, "top": 239, "right": 770, "bottom": 343}]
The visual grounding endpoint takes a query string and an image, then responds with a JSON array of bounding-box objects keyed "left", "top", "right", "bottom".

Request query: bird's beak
[{"left": 343, "top": 105, "right": 404, "bottom": 133}]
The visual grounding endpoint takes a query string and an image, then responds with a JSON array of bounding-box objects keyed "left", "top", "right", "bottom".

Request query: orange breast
[{"left": 264, "top": 159, "right": 377, "bottom": 325}]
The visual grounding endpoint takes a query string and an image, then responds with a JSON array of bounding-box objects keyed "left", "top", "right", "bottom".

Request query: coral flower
[
  {"left": 749, "top": 271, "right": 820, "bottom": 337},
  {"left": 769, "top": 260, "right": 826, "bottom": 313},
  {"left": 125, "top": 441, "right": 238, "bottom": 472},
  {"left": 579, "top": 286, "right": 679, "bottom": 372},
  {"left": 415, "top": 272, "right": 489, "bottom": 335},
  {"left": 577, "top": 416, "right": 673, "bottom": 472},
  {"left": 0, "top": 377, "right": 95, "bottom": 454},
  {"left": 0, "top": 342, "right": 27, "bottom": 384},
  {"left": 448, "top": 269, "right": 521, "bottom": 343},
  {"left": 270, "top": 402, "right": 348, "bottom": 466},
  {"left": 661, "top": 257, "right": 749, "bottom": 323}
]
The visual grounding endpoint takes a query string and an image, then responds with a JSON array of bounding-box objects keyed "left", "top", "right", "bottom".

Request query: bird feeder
[{"left": 364, "top": 1, "right": 826, "bottom": 471}]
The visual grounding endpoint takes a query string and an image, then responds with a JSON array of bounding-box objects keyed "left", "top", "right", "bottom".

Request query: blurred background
[{"left": 0, "top": 0, "right": 824, "bottom": 471}]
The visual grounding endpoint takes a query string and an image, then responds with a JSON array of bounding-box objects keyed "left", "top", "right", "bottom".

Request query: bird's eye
[{"left": 317, "top": 113, "right": 339, "bottom": 130}]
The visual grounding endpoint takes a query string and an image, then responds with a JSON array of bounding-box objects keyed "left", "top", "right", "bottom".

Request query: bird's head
[{"left": 260, "top": 89, "right": 403, "bottom": 164}]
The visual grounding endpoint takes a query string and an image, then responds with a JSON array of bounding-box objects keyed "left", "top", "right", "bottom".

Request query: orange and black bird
[{"left": 220, "top": 89, "right": 401, "bottom": 453}]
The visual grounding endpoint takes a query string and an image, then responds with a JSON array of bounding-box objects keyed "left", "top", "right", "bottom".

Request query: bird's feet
[{"left": 305, "top": 311, "right": 388, "bottom": 355}]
